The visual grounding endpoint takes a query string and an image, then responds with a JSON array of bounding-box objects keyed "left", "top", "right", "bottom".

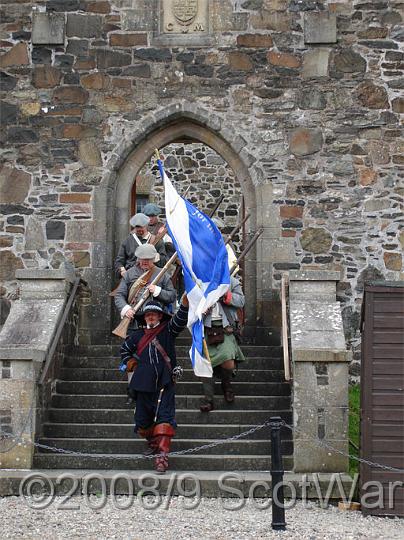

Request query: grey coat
[
  {"left": 114, "top": 264, "right": 176, "bottom": 331},
  {"left": 203, "top": 277, "right": 245, "bottom": 328},
  {"left": 114, "top": 234, "right": 167, "bottom": 276}
]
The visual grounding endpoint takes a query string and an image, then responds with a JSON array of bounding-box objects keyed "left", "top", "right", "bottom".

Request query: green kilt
[{"left": 207, "top": 333, "right": 245, "bottom": 369}]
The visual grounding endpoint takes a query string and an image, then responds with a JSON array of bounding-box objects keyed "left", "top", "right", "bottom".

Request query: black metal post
[{"left": 270, "top": 416, "right": 286, "bottom": 531}]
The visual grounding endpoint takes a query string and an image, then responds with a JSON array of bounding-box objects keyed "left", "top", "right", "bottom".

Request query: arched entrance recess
[
  {"left": 92, "top": 106, "right": 264, "bottom": 342},
  {"left": 114, "top": 120, "right": 257, "bottom": 331}
]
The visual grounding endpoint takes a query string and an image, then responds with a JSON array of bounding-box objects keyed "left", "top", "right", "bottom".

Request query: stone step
[
  {"left": 39, "top": 341, "right": 291, "bottom": 475},
  {"left": 65, "top": 356, "right": 284, "bottom": 370},
  {"left": 1, "top": 470, "right": 355, "bottom": 498},
  {"left": 48, "top": 408, "right": 293, "bottom": 425},
  {"left": 55, "top": 380, "right": 291, "bottom": 397},
  {"left": 111, "top": 334, "right": 193, "bottom": 346},
  {"left": 77, "top": 345, "right": 282, "bottom": 358},
  {"left": 173, "top": 336, "right": 193, "bottom": 344},
  {"left": 43, "top": 423, "right": 293, "bottom": 441},
  {"left": 52, "top": 394, "right": 292, "bottom": 410},
  {"left": 37, "top": 437, "right": 293, "bottom": 456},
  {"left": 33, "top": 454, "right": 294, "bottom": 471},
  {"left": 182, "top": 345, "right": 282, "bottom": 358},
  {"left": 59, "top": 367, "right": 286, "bottom": 383}
]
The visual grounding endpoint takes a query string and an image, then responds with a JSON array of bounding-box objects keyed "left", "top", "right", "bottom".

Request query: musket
[
  {"left": 127, "top": 267, "right": 154, "bottom": 304},
  {"left": 112, "top": 193, "right": 227, "bottom": 338},
  {"left": 109, "top": 187, "right": 191, "bottom": 297},
  {"left": 112, "top": 251, "right": 178, "bottom": 338},
  {"left": 109, "top": 231, "right": 167, "bottom": 298},
  {"left": 113, "top": 148, "right": 226, "bottom": 338},
  {"left": 208, "top": 194, "right": 224, "bottom": 218},
  {"left": 225, "top": 212, "right": 250, "bottom": 246},
  {"left": 230, "top": 228, "right": 263, "bottom": 277}
]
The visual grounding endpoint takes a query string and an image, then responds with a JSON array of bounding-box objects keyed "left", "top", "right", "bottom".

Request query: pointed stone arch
[{"left": 91, "top": 103, "right": 271, "bottom": 341}]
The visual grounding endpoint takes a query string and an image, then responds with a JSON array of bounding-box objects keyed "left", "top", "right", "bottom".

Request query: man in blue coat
[{"left": 120, "top": 297, "right": 189, "bottom": 473}]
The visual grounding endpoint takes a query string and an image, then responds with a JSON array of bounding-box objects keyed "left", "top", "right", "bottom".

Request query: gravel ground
[{"left": 1, "top": 497, "right": 403, "bottom": 539}]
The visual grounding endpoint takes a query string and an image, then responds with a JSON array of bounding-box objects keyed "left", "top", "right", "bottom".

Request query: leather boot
[
  {"left": 221, "top": 368, "right": 235, "bottom": 403},
  {"left": 138, "top": 426, "right": 156, "bottom": 456},
  {"left": 153, "top": 423, "right": 175, "bottom": 474},
  {"left": 200, "top": 378, "right": 215, "bottom": 412}
]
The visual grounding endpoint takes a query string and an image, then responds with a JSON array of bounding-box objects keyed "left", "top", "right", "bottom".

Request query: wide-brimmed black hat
[{"left": 135, "top": 300, "right": 172, "bottom": 323}]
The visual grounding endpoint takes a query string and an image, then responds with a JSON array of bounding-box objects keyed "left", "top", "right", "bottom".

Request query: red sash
[{"left": 137, "top": 321, "right": 168, "bottom": 356}]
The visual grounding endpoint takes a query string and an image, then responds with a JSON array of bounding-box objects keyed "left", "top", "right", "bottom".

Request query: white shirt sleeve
[
  {"left": 153, "top": 285, "right": 162, "bottom": 297},
  {"left": 121, "top": 304, "right": 132, "bottom": 318}
]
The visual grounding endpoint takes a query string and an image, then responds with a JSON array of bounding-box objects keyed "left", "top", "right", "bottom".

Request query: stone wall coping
[
  {"left": 0, "top": 347, "right": 45, "bottom": 362},
  {"left": 152, "top": 35, "right": 215, "bottom": 47},
  {"left": 289, "top": 270, "right": 341, "bottom": 282},
  {"left": 16, "top": 268, "right": 76, "bottom": 283},
  {"left": 366, "top": 280, "right": 404, "bottom": 288},
  {"left": 293, "top": 349, "right": 349, "bottom": 363}
]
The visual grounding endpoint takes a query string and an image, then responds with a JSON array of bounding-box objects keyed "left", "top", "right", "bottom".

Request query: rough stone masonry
[{"left": 0, "top": 0, "right": 403, "bottom": 378}]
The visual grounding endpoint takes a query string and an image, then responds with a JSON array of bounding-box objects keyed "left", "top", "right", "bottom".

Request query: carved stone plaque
[{"left": 162, "top": 0, "right": 208, "bottom": 35}]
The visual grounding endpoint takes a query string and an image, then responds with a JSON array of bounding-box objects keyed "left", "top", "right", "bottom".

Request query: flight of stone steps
[{"left": 34, "top": 336, "right": 293, "bottom": 471}]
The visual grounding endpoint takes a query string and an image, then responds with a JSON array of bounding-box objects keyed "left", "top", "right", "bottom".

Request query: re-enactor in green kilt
[
  {"left": 200, "top": 276, "right": 245, "bottom": 412},
  {"left": 206, "top": 326, "right": 245, "bottom": 368}
]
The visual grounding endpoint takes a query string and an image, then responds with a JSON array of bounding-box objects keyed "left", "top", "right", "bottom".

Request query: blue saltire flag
[{"left": 158, "top": 159, "right": 230, "bottom": 377}]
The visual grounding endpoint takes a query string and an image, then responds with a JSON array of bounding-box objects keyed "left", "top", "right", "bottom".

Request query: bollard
[{"left": 270, "top": 416, "right": 286, "bottom": 531}]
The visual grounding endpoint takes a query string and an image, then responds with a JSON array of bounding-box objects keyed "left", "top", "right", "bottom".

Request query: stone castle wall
[{"left": 0, "top": 0, "right": 403, "bottom": 374}]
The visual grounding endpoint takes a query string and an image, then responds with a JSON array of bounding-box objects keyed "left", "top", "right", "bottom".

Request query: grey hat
[
  {"left": 135, "top": 243, "right": 159, "bottom": 262},
  {"left": 130, "top": 213, "right": 149, "bottom": 228},
  {"left": 143, "top": 203, "right": 161, "bottom": 216}
]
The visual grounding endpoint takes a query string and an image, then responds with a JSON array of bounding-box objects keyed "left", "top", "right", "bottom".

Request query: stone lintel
[
  {"left": 15, "top": 268, "right": 76, "bottom": 301},
  {"left": 289, "top": 270, "right": 341, "bottom": 282},
  {"left": 152, "top": 34, "right": 215, "bottom": 47},
  {"left": 293, "top": 349, "right": 349, "bottom": 362},
  {"left": 366, "top": 280, "right": 404, "bottom": 288},
  {"left": 0, "top": 348, "right": 45, "bottom": 362},
  {"left": 16, "top": 268, "right": 75, "bottom": 283},
  {"left": 289, "top": 273, "right": 340, "bottom": 302}
]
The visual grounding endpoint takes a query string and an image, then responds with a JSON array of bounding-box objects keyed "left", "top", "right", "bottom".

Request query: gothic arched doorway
[{"left": 112, "top": 119, "right": 257, "bottom": 334}]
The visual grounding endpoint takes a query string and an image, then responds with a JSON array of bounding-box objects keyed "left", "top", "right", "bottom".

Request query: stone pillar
[
  {"left": 0, "top": 268, "right": 75, "bottom": 469},
  {"left": 289, "top": 270, "right": 350, "bottom": 473}
]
